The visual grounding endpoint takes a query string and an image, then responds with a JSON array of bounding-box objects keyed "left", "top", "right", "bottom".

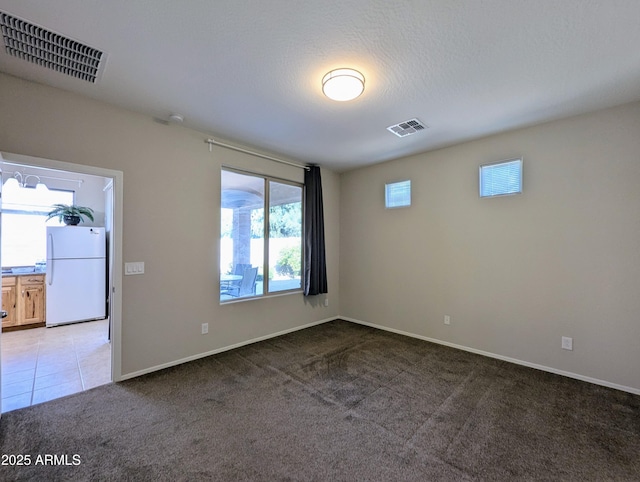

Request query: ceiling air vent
[
  {"left": 386, "top": 118, "right": 428, "bottom": 138},
  {"left": 0, "top": 11, "right": 104, "bottom": 83}
]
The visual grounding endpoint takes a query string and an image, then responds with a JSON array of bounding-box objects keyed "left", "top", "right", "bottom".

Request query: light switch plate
[{"left": 125, "top": 262, "right": 145, "bottom": 275}]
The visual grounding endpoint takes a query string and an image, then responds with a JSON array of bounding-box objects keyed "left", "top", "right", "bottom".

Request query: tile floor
[{"left": 1, "top": 318, "right": 111, "bottom": 413}]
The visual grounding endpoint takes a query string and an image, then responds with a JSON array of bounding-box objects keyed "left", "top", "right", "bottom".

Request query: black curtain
[{"left": 303, "top": 165, "right": 328, "bottom": 296}]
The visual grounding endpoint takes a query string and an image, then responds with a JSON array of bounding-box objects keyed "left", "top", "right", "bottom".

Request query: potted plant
[{"left": 46, "top": 204, "right": 95, "bottom": 226}]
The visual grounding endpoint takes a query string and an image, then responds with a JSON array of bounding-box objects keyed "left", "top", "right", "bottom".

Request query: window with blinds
[
  {"left": 1, "top": 186, "right": 74, "bottom": 266},
  {"left": 385, "top": 180, "right": 411, "bottom": 208},
  {"left": 479, "top": 158, "right": 522, "bottom": 198}
]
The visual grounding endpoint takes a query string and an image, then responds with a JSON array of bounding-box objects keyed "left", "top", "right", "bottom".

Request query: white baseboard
[
  {"left": 340, "top": 316, "right": 640, "bottom": 396},
  {"left": 119, "top": 314, "right": 640, "bottom": 396},
  {"left": 119, "top": 316, "right": 339, "bottom": 381}
]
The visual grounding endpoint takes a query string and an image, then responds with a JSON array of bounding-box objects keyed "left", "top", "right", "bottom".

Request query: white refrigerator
[{"left": 46, "top": 226, "right": 107, "bottom": 327}]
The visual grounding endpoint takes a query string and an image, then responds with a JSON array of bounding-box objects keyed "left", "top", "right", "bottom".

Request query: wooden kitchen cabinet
[
  {"left": 2, "top": 274, "right": 46, "bottom": 330},
  {"left": 19, "top": 275, "right": 46, "bottom": 325},
  {"left": 1, "top": 276, "right": 18, "bottom": 328}
]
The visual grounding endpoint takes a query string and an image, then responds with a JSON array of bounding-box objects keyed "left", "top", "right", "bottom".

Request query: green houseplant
[{"left": 46, "top": 204, "right": 95, "bottom": 226}]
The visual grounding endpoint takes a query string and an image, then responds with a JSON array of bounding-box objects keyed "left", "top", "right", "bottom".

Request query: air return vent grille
[
  {"left": 387, "top": 118, "right": 427, "bottom": 138},
  {"left": 0, "top": 11, "right": 104, "bottom": 83}
]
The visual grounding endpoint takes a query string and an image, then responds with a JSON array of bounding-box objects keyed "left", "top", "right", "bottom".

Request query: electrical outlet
[
  {"left": 561, "top": 336, "right": 573, "bottom": 351},
  {"left": 324, "top": 298, "right": 329, "bottom": 307},
  {"left": 444, "top": 315, "right": 451, "bottom": 325},
  {"left": 201, "top": 323, "right": 209, "bottom": 335}
]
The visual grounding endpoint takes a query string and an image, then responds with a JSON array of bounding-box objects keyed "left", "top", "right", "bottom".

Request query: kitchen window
[
  {"left": 1, "top": 186, "right": 74, "bottom": 267},
  {"left": 220, "top": 168, "right": 303, "bottom": 302}
]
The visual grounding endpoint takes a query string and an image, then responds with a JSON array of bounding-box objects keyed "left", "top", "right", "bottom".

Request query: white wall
[
  {"left": 0, "top": 73, "right": 339, "bottom": 377},
  {"left": 340, "top": 101, "right": 640, "bottom": 393},
  {"left": 4, "top": 70, "right": 636, "bottom": 394}
]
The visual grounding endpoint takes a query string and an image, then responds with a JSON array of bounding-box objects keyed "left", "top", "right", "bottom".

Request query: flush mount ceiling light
[{"left": 322, "top": 68, "right": 365, "bottom": 101}]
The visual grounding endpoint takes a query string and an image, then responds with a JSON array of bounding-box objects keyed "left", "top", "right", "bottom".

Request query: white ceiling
[{"left": 1, "top": 1, "right": 640, "bottom": 172}]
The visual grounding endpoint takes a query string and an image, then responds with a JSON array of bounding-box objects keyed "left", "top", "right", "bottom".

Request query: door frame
[{"left": 0, "top": 151, "right": 124, "bottom": 386}]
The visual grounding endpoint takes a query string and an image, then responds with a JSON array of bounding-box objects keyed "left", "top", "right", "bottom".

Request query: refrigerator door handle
[{"left": 47, "top": 233, "right": 54, "bottom": 285}]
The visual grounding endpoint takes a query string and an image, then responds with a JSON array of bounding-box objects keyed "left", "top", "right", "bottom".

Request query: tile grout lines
[{"left": 1, "top": 319, "right": 111, "bottom": 412}]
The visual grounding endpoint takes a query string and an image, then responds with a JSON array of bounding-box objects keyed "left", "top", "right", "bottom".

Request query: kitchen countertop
[{"left": 2, "top": 270, "right": 46, "bottom": 277}]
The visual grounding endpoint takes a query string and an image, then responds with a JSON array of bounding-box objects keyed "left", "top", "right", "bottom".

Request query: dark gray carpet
[{"left": 1, "top": 320, "right": 639, "bottom": 481}]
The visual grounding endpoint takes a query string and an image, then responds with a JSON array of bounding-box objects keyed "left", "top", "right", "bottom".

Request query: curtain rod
[{"left": 205, "top": 138, "right": 310, "bottom": 171}]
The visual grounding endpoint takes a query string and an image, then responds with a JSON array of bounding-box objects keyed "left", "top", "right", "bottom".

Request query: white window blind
[
  {"left": 1, "top": 186, "right": 74, "bottom": 266},
  {"left": 479, "top": 158, "right": 522, "bottom": 197},
  {"left": 385, "top": 180, "right": 411, "bottom": 208}
]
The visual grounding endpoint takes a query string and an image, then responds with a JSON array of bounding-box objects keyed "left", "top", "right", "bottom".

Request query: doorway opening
[{"left": 0, "top": 152, "right": 123, "bottom": 413}]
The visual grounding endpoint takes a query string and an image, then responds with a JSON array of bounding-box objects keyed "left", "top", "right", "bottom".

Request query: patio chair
[
  {"left": 228, "top": 266, "right": 258, "bottom": 298},
  {"left": 221, "top": 263, "right": 251, "bottom": 294}
]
